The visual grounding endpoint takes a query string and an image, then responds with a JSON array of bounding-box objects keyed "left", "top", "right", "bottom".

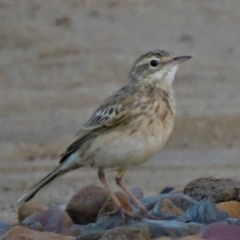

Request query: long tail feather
[{"left": 17, "top": 163, "right": 81, "bottom": 205}]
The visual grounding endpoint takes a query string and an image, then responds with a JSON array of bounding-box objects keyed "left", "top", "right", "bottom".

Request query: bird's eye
[{"left": 150, "top": 60, "right": 159, "bottom": 67}]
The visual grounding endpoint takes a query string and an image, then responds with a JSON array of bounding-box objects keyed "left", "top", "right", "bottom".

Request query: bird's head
[{"left": 129, "top": 50, "right": 191, "bottom": 88}]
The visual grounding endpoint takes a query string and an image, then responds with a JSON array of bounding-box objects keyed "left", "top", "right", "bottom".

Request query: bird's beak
[{"left": 169, "top": 56, "right": 192, "bottom": 65}]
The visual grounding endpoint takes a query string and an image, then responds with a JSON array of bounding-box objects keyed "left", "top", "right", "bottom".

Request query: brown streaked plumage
[{"left": 17, "top": 50, "right": 191, "bottom": 218}]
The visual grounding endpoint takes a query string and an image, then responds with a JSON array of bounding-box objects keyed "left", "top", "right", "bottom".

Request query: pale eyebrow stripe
[{"left": 136, "top": 57, "right": 159, "bottom": 66}]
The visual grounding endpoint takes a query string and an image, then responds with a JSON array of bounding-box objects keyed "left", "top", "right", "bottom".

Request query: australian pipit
[{"left": 17, "top": 50, "right": 191, "bottom": 217}]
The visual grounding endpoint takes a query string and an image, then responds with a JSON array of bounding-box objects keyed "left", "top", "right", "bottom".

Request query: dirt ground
[{"left": 0, "top": 0, "right": 240, "bottom": 221}]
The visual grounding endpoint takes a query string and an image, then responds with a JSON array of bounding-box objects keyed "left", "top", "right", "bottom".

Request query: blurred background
[{"left": 0, "top": 0, "right": 240, "bottom": 219}]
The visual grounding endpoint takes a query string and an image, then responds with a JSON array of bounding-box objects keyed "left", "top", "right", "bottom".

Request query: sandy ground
[{"left": 0, "top": 0, "right": 240, "bottom": 221}]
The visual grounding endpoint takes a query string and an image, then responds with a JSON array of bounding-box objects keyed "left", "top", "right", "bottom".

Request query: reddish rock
[
  {"left": 23, "top": 206, "right": 73, "bottom": 233},
  {"left": 2, "top": 225, "right": 75, "bottom": 240},
  {"left": 66, "top": 185, "right": 110, "bottom": 224},
  {"left": 160, "top": 199, "right": 184, "bottom": 216},
  {"left": 62, "top": 224, "right": 83, "bottom": 237},
  {"left": 2, "top": 225, "right": 30, "bottom": 240},
  {"left": 129, "top": 187, "right": 144, "bottom": 199},
  {"left": 217, "top": 201, "right": 240, "bottom": 218},
  {"left": 97, "top": 191, "right": 132, "bottom": 219},
  {"left": 18, "top": 202, "right": 47, "bottom": 222},
  {"left": 201, "top": 221, "right": 240, "bottom": 240}
]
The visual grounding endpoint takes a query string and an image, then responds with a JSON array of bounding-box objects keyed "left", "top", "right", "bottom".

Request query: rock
[
  {"left": 159, "top": 199, "right": 184, "bottom": 216},
  {"left": 82, "top": 209, "right": 203, "bottom": 239},
  {"left": 66, "top": 185, "right": 110, "bottom": 225},
  {"left": 156, "top": 237, "right": 203, "bottom": 240},
  {"left": 184, "top": 177, "right": 240, "bottom": 203},
  {"left": 140, "top": 219, "right": 204, "bottom": 239},
  {"left": 155, "top": 238, "right": 172, "bottom": 240},
  {"left": 201, "top": 221, "right": 240, "bottom": 240},
  {"left": 21, "top": 221, "right": 43, "bottom": 231},
  {"left": 62, "top": 224, "right": 83, "bottom": 237},
  {"left": 23, "top": 206, "right": 73, "bottom": 233},
  {"left": 2, "top": 225, "right": 30, "bottom": 240},
  {"left": 18, "top": 202, "right": 47, "bottom": 222},
  {"left": 77, "top": 225, "right": 151, "bottom": 240},
  {"left": 0, "top": 221, "right": 11, "bottom": 238},
  {"left": 2, "top": 225, "right": 75, "bottom": 240},
  {"left": 129, "top": 187, "right": 144, "bottom": 199},
  {"left": 217, "top": 201, "right": 240, "bottom": 218},
  {"left": 160, "top": 187, "right": 175, "bottom": 194},
  {"left": 97, "top": 191, "right": 132, "bottom": 219},
  {"left": 180, "top": 236, "right": 203, "bottom": 240},
  {"left": 136, "top": 193, "right": 197, "bottom": 213},
  {"left": 81, "top": 210, "right": 134, "bottom": 235},
  {"left": 184, "top": 199, "right": 228, "bottom": 224}
]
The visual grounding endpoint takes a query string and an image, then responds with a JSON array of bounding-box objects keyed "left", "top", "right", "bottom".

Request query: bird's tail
[{"left": 17, "top": 161, "right": 82, "bottom": 205}]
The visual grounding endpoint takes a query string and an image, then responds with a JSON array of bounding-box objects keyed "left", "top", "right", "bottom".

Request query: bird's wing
[{"left": 59, "top": 87, "right": 133, "bottom": 163}]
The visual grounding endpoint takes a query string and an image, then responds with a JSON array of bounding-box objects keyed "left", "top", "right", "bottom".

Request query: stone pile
[{"left": 2, "top": 177, "right": 240, "bottom": 239}]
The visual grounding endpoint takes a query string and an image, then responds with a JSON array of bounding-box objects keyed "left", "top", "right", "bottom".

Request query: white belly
[{"left": 82, "top": 119, "right": 173, "bottom": 170}]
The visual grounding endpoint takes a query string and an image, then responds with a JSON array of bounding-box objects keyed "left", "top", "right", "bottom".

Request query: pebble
[
  {"left": 0, "top": 221, "right": 11, "bottom": 238},
  {"left": 77, "top": 225, "right": 150, "bottom": 240},
  {"left": 22, "top": 206, "right": 73, "bottom": 233},
  {"left": 18, "top": 201, "right": 47, "bottom": 222},
  {"left": 141, "top": 218, "right": 204, "bottom": 239},
  {"left": 2, "top": 225, "right": 75, "bottom": 240},
  {"left": 155, "top": 236, "right": 203, "bottom": 240},
  {"left": 137, "top": 193, "right": 197, "bottom": 212},
  {"left": 180, "top": 236, "right": 204, "bottom": 240},
  {"left": 159, "top": 199, "right": 184, "bottom": 216},
  {"left": 201, "top": 221, "right": 240, "bottom": 240},
  {"left": 184, "top": 177, "right": 240, "bottom": 203},
  {"left": 62, "top": 224, "right": 83, "bottom": 237},
  {"left": 217, "top": 201, "right": 240, "bottom": 218},
  {"left": 160, "top": 187, "right": 175, "bottom": 194},
  {"left": 66, "top": 186, "right": 110, "bottom": 225},
  {"left": 81, "top": 209, "right": 203, "bottom": 239},
  {"left": 184, "top": 199, "right": 228, "bottom": 224},
  {"left": 21, "top": 221, "right": 43, "bottom": 231},
  {"left": 81, "top": 210, "right": 133, "bottom": 235}
]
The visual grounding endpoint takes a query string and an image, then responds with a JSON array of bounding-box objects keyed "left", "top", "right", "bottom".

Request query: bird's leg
[
  {"left": 115, "top": 170, "right": 149, "bottom": 216},
  {"left": 98, "top": 168, "right": 141, "bottom": 219},
  {"left": 98, "top": 168, "right": 122, "bottom": 210}
]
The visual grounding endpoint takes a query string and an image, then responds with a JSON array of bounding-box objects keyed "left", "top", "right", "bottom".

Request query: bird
[{"left": 17, "top": 50, "right": 191, "bottom": 218}]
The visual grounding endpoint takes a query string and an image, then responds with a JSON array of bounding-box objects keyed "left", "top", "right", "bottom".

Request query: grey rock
[
  {"left": 77, "top": 225, "right": 150, "bottom": 240},
  {"left": 21, "top": 221, "right": 43, "bottom": 231},
  {"left": 139, "top": 219, "right": 203, "bottom": 238},
  {"left": 160, "top": 187, "right": 175, "bottom": 194},
  {"left": 150, "top": 201, "right": 181, "bottom": 220},
  {"left": 62, "top": 224, "right": 83, "bottom": 236},
  {"left": 184, "top": 199, "right": 228, "bottom": 224},
  {"left": 0, "top": 221, "right": 11, "bottom": 238},
  {"left": 184, "top": 177, "right": 240, "bottom": 203},
  {"left": 81, "top": 210, "right": 134, "bottom": 235},
  {"left": 134, "top": 193, "right": 197, "bottom": 212},
  {"left": 81, "top": 209, "right": 203, "bottom": 239}
]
